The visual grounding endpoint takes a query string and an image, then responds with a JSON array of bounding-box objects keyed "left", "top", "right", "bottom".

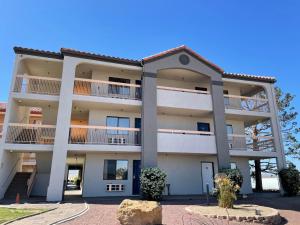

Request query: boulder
[{"left": 117, "top": 199, "right": 162, "bottom": 225}]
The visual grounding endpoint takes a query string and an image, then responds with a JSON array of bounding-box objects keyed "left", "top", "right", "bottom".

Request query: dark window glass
[
  {"left": 223, "top": 90, "right": 229, "bottom": 106},
  {"left": 103, "top": 160, "right": 128, "bottom": 180},
  {"left": 195, "top": 87, "right": 208, "bottom": 93},
  {"left": 108, "top": 77, "right": 130, "bottom": 96},
  {"left": 197, "top": 122, "right": 210, "bottom": 132}
]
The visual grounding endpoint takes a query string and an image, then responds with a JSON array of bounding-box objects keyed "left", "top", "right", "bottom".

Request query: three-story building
[{"left": 0, "top": 46, "right": 285, "bottom": 201}]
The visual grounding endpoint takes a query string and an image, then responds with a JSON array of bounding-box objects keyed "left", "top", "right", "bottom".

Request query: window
[
  {"left": 227, "top": 124, "right": 233, "bottom": 148},
  {"left": 197, "top": 122, "right": 210, "bottom": 135},
  {"left": 195, "top": 87, "right": 208, "bottom": 94},
  {"left": 103, "top": 160, "right": 128, "bottom": 180},
  {"left": 106, "top": 116, "right": 130, "bottom": 135},
  {"left": 226, "top": 124, "right": 233, "bottom": 135},
  {"left": 224, "top": 90, "right": 229, "bottom": 106},
  {"left": 230, "top": 162, "right": 237, "bottom": 169},
  {"left": 108, "top": 77, "right": 130, "bottom": 96}
]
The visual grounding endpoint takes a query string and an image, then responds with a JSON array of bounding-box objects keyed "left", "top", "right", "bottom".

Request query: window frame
[
  {"left": 103, "top": 159, "right": 129, "bottom": 180},
  {"left": 106, "top": 116, "right": 130, "bottom": 135}
]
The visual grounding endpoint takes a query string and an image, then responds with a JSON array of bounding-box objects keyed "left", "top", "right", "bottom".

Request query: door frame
[
  {"left": 200, "top": 161, "right": 215, "bottom": 193},
  {"left": 132, "top": 159, "right": 141, "bottom": 195}
]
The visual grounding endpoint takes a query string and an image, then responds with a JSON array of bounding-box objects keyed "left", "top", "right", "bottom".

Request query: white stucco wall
[
  {"left": 231, "top": 157, "right": 253, "bottom": 194},
  {"left": 82, "top": 152, "right": 140, "bottom": 197},
  {"left": 31, "top": 152, "right": 52, "bottom": 196},
  {"left": 158, "top": 154, "right": 218, "bottom": 195}
]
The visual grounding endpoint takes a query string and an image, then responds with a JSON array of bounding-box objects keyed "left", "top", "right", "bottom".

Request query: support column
[
  {"left": 211, "top": 80, "right": 230, "bottom": 170},
  {"left": 141, "top": 72, "right": 157, "bottom": 168},
  {"left": 266, "top": 84, "right": 286, "bottom": 170},
  {"left": 0, "top": 55, "right": 22, "bottom": 199},
  {"left": 266, "top": 84, "right": 286, "bottom": 194},
  {"left": 46, "top": 57, "right": 76, "bottom": 201}
]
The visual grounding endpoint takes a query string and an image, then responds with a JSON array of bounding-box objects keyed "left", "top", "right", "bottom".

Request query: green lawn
[{"left": 0, "top": 207, "right": 46, "bottom": 224}]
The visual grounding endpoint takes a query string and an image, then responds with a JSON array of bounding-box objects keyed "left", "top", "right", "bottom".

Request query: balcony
[
  {"left": 73, "top": 78, "right": 142, "bottom": 100},
  {"left": 157, "top": 86, "right": 212, "bottom": 112},
  {"left": 5, "top": 123, "right": 56, "bottom": 145},
  {"left": 157, "top": 129, "right": 216, "bottom": 154},
  {"left": 14, "top": 75, "right": 61, "bottom": 96},
  {"left": 224, "top": 94, "right": 269, "bottom": 113},
  {"left": 68, "top": 125, "right": 141, "bottom": 152},
  {"left": 228, "top": 134, "right": 275, "bottom": 157}
]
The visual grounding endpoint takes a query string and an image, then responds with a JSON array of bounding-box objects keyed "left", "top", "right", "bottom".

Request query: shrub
[
  {"left": 279, "top": 164, "right": 300, "bottom": 196},
  {"left": 140, "top": 167, "right": 167, "bottom": 201},
  {"left": 220, "top": 168, "right": 243, "bottom": 192},
  {"left": 215, "top": 173, "right": 239, "bottom": 208}
]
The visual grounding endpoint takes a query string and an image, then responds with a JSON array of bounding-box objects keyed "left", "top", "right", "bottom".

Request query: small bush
[
  {"left": 220, "top": 168, "right": 243, "bottom": 192},
  {"left": 215, "top": 173, "right": 239, "bottom": 208},
  {"left": 140, "top": 167, "right": 167, "bottom": 201},
  {"left": 279, "top": 164, "right": 300, "bottom": 196}
]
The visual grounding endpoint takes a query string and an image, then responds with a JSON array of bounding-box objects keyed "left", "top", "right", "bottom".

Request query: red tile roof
[
  {"left": 143, "top": 45, "right": 224, "bottom": 73},
  {"left": 13, "top": 46, "right": 276, "bottom": 83},
  {"left": 223, "top": 72, "right": 276, "bottom": 83}
]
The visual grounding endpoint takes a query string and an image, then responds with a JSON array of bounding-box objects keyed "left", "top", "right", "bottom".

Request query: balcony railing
[
  {"left": 224, "top": 94, "right": 269, "bottom": 112},
  {"left": 157, "top": 129, "right": 216, "bottom": 154},
  {"left": 157, "top": 86, "right": 210, "bottom": 95},
  {"left": 5, "top": 123, "right": 56, "bottom": 144},
  {"left": 73, "top": 78, "right": 142, "bottom": 100},
  {"left": 69, "top": 125, "right": 141, "bottom": 145},
  {"left": 228, "top": 134, "right": 275, "bottom": 152},
  {"left": 14, "top": 75, "right": 61, "bottom": 96},
  {"left": 158, "top": 128, "right": 213, "bottom": 136}
]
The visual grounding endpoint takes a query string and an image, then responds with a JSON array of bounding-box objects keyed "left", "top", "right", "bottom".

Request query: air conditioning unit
[
  {"left": 108, "top": 137, "right": 126, "bottom": 144},
  {"left": 106, "top": 184, "right": 124, "bottom": 192}
]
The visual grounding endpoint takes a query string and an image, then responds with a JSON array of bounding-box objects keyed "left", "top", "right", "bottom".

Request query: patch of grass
[{"left": 0, "top": 207, "right": 46, "bottom": 223}]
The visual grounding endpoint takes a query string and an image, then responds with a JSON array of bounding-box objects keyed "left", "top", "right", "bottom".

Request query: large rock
[{"left": 117, "top": 199, "right": 162, "bottom": 225}]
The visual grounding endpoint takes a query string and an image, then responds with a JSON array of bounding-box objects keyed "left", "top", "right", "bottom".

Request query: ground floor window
[{"left": 103, "top": 160, "right": 128, "bottom": 180}]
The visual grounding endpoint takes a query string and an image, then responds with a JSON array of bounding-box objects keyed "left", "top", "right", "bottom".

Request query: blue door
[
  {"left": 132, "top": 160, "right": 141, "bottom": 195},
  {"left": 135, "top": 118, "right": 141, "bottom": 145}
]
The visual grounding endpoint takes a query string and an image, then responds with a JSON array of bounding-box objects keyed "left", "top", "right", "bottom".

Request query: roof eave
[
  {"left": 13, "top": 47, "right": 63, "bottom": 59},
  {"left": 61, "top": 48, "right": 142, "bottom": 67}
]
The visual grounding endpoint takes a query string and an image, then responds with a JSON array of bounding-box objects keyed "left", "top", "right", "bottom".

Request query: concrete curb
[
  {"left": 3, "top": 207, "right": 58, "bottom": 225},
  {"left": 50, "top": 202, "right": 89, "bottom": 225}
]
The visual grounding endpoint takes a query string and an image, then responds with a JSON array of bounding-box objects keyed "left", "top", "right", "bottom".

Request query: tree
[{"left": 249, "top": 87, "right": 300, "bottom": 191}]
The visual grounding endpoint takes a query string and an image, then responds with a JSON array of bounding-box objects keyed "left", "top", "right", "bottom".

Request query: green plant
[
  {"left": 220, "top": 168, "right": 243, "bottom": 192},
  {"left": 215, "top": 173, "right": 239, "bottom": 208},
  {"left": 140, "top": 167, "right": 167, "bottom": 201},
  {"left": 279, "top": 164, "right": 300, "bottom": 196}
]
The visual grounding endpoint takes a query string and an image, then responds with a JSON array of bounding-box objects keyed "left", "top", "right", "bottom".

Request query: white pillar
[
  {"left": 46, "top": 57, "right": 76, "bottom": 201},
  {"left": 266, "top": 84, "right": 286, "bottom": 169},
  {"left": 266, "top": 84, "right": 286, "bottom": 194},
  {"left": 0, "top": 55, "right": 21, "bottom": 199}
]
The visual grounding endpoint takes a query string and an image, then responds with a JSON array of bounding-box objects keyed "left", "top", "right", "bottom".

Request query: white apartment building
[{"left": 0, "top": 46, "right": 285, "bottom": 201}]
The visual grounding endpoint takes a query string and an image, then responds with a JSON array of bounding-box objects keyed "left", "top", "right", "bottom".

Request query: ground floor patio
[
  {"left": 64, "top": 193, "right": 298, "bottom": 225},
  {"left": 1, "top": 193, "right": 299, "bottom": 224}
]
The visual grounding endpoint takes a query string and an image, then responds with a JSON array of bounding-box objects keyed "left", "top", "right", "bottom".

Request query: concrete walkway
[{"left": 1, "top": 200, "right": 87, "bottom": 225}]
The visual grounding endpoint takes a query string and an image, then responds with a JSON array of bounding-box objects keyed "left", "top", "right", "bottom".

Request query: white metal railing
[
  {"left": 5, "top": 123, "right": 56, "bottom": 144},
  {"left": 157, "top": 85, "right": 210, "bottom": 95},
  {"left": 73, "top": 78, "right": 142, "bottom": 100},
  {"left": 27, "top": 166, "right": 37, "bottom": 197},
  {"left": 14, "top": 75, "right": 61, "bottom": 96},
  {"left": 228, "top": 134, "right": 275, "bottom": 152},
  {"left": 69, "top": 125, "right": 141, "bottom": 145},
  {"left": 158, "top": 128, "right": 214, "bottom": 136},
  {"left": 224, "top": 94, "right": 269, "bottom": 112}
]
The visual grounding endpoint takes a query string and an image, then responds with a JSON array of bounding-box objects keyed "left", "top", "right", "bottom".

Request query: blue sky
[{"left": 1, "top": 0, "right": 299, "bottom": 168}]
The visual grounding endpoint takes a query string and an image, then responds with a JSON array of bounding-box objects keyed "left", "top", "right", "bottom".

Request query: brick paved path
[{"left": 65, "top": 194, "right": 300, "bottom": 225}]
